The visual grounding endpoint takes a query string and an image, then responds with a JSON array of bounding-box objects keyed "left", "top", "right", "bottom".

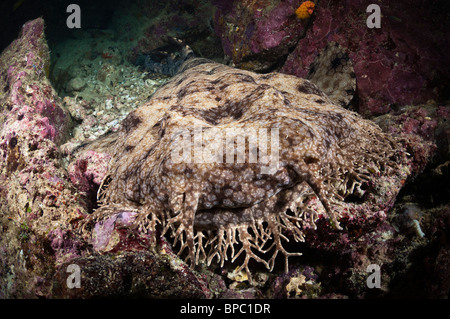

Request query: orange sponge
[{"left": 295, "top": 1, "right": 315, "bottom": 19}]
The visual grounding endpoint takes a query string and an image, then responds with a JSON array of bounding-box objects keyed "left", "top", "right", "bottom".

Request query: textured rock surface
[
  {"left": 130, "top": 0, "right": 222, "bottom": 63},
  {"left": 280, "top": 0, "right": 450, "bottom": 116},
  {"left": 0, "top": 18, "right": 79, "bottom": 236},
  {"left": 213, "top": 0, "right": 307, "bottom": 71},
  {"left": 0, "top": 18, "right": 85, "bottom": 298}
]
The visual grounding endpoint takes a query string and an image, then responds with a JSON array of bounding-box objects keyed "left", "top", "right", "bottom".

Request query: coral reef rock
[
  {"left": 281, "top": 0, "right": 450, "bottom": 116},
  {"left": 130, "top": 0, "right": 221, "bottom": 63},
  {"left": 0, "top": 18, "right": 85, "bottom": 298},
  {"left": 213, "top": 0, "right": 308, "bottom": 71},
  {"left": 0, "top": 17, "right": 79, "bottom": 237}
]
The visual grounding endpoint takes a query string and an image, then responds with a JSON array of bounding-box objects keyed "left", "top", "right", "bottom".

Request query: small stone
[
  {"left": 67, "top": 77, "right": 86, "bottom": 92},
  {"left": 105, "top": 99, "right": 114, "bottom": 110}
]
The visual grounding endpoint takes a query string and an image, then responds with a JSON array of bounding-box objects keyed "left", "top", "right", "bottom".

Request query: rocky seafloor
[{"left": 0, "top": 0, "right": 448, "bottom": 299}]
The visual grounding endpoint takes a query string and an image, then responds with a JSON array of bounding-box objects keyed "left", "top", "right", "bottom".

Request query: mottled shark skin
[
  {"left": 307, "top": 41, "right": 356, "bottom": 108},
  {"left": 83, "top": 58, "right": 407, "bottom": 281}
]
